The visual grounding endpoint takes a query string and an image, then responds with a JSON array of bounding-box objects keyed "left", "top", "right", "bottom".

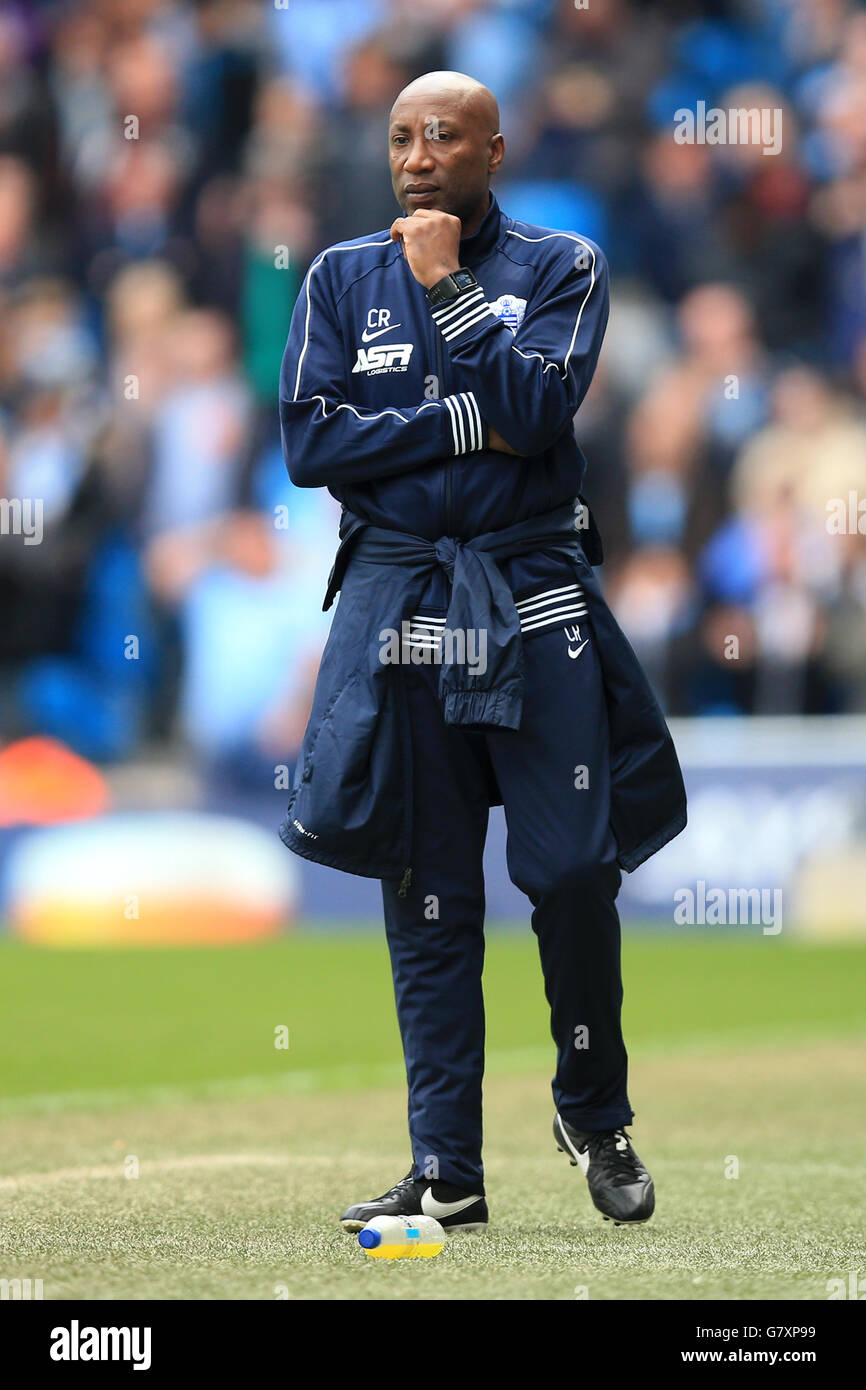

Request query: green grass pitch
[{"left": 0, "top": 932, "right": 864, "bottom": 1300}]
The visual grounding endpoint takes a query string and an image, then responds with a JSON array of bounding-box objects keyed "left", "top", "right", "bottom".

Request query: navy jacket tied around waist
[
  {"left": 279, "top": 501, "right": 687, "bottom": 884},
  {"left": 334, "top": 500, "right": 601, "bottom": 731}
]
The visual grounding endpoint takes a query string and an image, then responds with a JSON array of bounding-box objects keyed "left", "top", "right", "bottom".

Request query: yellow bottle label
[{"left": 364, "top": 1242, "right": 444, "bottom": 1260}]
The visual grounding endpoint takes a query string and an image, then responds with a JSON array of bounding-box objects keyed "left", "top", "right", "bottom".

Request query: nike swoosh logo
[
  {"left": 420, "top": 1189, "right": 481, "bottom": 1219},
  {"left": 568, "top": 640, "right": 589, "bottom": 659},
  {"left": 361, "top": 323, "right": 402, "bottom": 342}
]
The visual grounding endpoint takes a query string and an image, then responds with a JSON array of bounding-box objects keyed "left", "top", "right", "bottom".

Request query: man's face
[{"left": 389, "top": 93, "right": 496, "bottom": 224}]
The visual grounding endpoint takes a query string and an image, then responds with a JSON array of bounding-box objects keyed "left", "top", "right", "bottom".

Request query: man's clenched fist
[{"left": 390, "top": 208, "right": 462, "bottom": 289}]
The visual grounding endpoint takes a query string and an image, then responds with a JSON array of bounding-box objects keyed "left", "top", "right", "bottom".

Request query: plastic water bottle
[{"left": 358, "top": 1214, "right": 446, "bottom": 1259}]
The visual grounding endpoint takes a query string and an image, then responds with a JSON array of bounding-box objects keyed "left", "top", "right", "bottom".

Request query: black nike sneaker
[
  {"left": 339, "top": 1171, "right": 488, "bottom": 1232},
  {"left": 553, "top": 1113, "right": 655, "bottom": 1225}
]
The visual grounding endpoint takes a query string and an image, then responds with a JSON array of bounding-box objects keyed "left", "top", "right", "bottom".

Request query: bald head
[
  {"left": 388, "top": 70, "right": 505, "bottom": 233},
  {"left": 391, "top": 71, "right": 500, "bottom": 139}
]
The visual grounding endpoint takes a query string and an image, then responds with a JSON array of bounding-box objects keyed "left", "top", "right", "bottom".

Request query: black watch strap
[{"left": 426, "top": 268, "right": 478, "bottom": 307}]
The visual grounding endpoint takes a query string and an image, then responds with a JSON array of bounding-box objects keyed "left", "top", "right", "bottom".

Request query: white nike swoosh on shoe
[
  {"left": 568, "top": 640, "right": 589, "bottom": 659},
  {"left": 420, "top": 1189, "right": 482, "bottom": 1219},
  {"left": 556, "top": 1115, "right": 591, "bottom": 1175},
  {"left": 361, "top": 323, "right": 402, "bottom": 342}
]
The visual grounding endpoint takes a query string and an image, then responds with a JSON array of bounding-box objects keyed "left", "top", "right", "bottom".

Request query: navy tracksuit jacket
[{"left": 278, "top": 193, "right": 686, "bottom": 1191}]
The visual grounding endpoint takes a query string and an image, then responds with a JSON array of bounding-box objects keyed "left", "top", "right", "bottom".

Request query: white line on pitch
[{"left": 0, "top": 1153, "right": 340, "bottom": 1189}]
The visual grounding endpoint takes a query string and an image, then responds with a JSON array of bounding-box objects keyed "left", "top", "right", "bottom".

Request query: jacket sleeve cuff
[
  {"left": 430, "top": 283, "right": 500, "bottom": 345},
  {"left": 441, "top": 391, "right": 487, "bottom": 455}
]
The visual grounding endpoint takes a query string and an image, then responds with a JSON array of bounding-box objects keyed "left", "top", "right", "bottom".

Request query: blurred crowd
[{"left": 1, "top": 0, "right": 865, "bottom": 786}]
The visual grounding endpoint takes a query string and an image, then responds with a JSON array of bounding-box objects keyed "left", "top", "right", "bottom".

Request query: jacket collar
[{"left": 458, "top": 190, "right": 503, "bottom": 266}]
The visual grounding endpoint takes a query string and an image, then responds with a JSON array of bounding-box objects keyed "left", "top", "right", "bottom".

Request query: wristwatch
[{"left": 426, "top": 268, "right": 478, "bottom": 307}]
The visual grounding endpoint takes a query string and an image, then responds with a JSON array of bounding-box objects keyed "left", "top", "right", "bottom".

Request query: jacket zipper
[{"left": 435, "top": 328, "right": 453, "bottom": 534}]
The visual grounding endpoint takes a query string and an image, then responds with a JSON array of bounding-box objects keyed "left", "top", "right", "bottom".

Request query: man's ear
[{"left": 489, "top": 133, "right": 505, "bottom": 175}]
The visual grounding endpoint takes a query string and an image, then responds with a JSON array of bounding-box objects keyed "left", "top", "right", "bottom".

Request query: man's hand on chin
[
  {"left": 390, "top": 208, "right": 462, "bottom": 288},
  {"left": 390, "top": 212, "right": 522, "bottom": 457}
]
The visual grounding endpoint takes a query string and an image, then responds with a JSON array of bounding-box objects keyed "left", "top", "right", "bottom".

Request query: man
[{"left": 278, "top": 72, "right": 686, "bottom": 1232}]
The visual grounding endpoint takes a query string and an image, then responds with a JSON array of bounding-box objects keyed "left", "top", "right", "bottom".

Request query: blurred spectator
[
  {"left": 731, "top": 367, "right": 866, "bottom": 519},
  {"left": 142, "top": 307, "right": 249, "bottom": 536},
  {"left": 622, "top": 136, "right": 732, "bottom": 301},
  {"left": 145, "top": 510, "right": 331, "bottom": 778},
  {"left": 606, "top": 547, "right": 694, "bottom": 706},
  {"left": 0, "top": 157, "right": 43, "bottom": 282}
]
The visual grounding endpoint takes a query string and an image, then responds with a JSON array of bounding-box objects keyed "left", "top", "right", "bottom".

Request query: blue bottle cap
[{"left": 358, "top": 1227, "right": 382, "bottom": 1249}]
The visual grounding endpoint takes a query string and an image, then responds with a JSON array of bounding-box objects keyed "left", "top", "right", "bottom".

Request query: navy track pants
[{"left": 381, "top": 577, "right": 634, "bottom": 1193}]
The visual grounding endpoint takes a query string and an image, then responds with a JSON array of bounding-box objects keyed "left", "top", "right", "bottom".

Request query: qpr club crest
[{"left": 490, "top": 294, "right": 527, "bottom": 334}]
